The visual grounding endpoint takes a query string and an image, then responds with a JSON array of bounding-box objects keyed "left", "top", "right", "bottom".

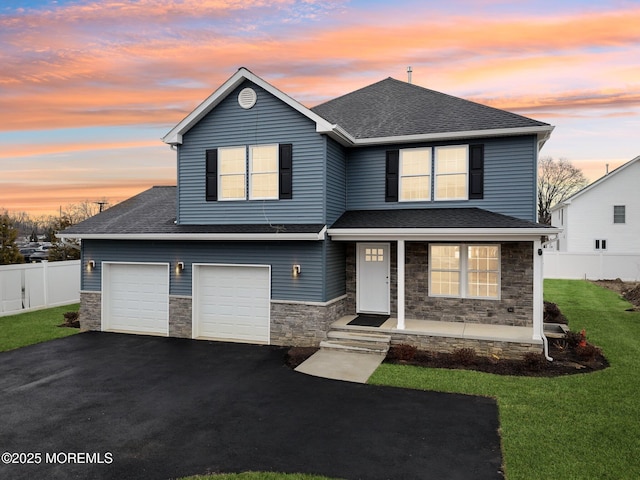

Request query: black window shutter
[
  {"left": 385, "top": 150, "right": 399, "bottom": 202},
  {"left": 205, "top": 149, "right": 217, "bottom": 201},
  {"left": 279, "top": 143, "right": 293, "bottom": 199},
  {"left": 469, "top": 144, "right": 484, "bottom": 199}
]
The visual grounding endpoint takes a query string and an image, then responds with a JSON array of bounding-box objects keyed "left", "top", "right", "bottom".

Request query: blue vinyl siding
[
  {"left": 82, "top": 240, "right": 326, "bottom": 302},
  {"left": 325, "top": 138, "right": 347, "bottom": 225},
  {"left": 324, "top": 239, "right": 346, "bottom": 300},
  {"left": 178, "top": 80, "right": 326, "bottom": 225},
  {"left": 345, "top": 135, "right": 538, "bottom": 222}
]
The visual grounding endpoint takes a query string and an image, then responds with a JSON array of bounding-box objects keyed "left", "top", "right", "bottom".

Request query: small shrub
[
  {"left": 61, "top": 311, "right": 80, "bottom": 328},
  {"left": 388, "top": 344, "right": 417, "bottom": 361},
  {"left": 576, "top": 343, "right": 601, "bottom": 362},
  {"left": 564, "top": 330, "right": 584, "bottom": 348},
  {"left": 544, "top": 301, "right": 568, "bottom": 324},
  {"left": 451, "top": 347, "right": 476, "bottom": 366}
]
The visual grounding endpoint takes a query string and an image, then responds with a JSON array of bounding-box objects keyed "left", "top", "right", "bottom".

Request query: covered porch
[{"left": 327, "top": 208, "right": 561, "bottom": 359}]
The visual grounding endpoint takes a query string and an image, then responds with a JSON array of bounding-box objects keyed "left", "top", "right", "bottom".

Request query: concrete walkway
[{"left": 295, "top": 349, "right": 386, "bottom": 383}]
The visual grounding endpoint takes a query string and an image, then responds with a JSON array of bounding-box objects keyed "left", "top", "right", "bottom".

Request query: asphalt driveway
[{"left": 0, "top": 333, "right": 502, "bottom": 480}]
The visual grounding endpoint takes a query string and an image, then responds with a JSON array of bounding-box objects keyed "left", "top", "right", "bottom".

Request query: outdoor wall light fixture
[
  {"left": 292, "top": 264, "right": 301, "bottom": 277},
  {"left": 87, "top": 260, "right": 95, "bottom": 272},
  {"left": 176, "top": 262, "right": 185, "bottom": 274}
]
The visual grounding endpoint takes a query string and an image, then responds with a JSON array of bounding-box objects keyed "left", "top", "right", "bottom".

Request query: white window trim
[
  {"left": 249, "top": 144, "right": 279, "bottom": 200},
  {"left": 434, "top": 145, "right": 469, "bottom": 201},
  {"left": 428, "top": 243, "right": 501, "bottom": 300},
  {"left": 613, "top": 205, "right": 626, "bottom": 224},
  {"left": 217, "top": 145, "right": 247, "bottom": 201},
  {"left": 399, "top": 147, "right": 432, "bottom": 202}
]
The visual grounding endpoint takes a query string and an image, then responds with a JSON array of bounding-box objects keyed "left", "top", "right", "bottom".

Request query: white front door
[{"left": 357, "top": 243, "right": 390, "bottom": 314}]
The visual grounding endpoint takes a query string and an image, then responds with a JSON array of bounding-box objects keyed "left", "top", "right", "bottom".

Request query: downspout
[{"left": 539, "top": 235, "right": 559, "bottom": 362}]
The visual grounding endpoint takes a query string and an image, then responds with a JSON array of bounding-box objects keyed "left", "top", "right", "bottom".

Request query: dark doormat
[{"left": 347, "top": 314, "right": 389, "bottom": 327}]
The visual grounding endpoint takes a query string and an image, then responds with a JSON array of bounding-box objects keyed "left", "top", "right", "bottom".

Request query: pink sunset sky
[{"left": 1, "top": 0, "right": 639, "bottom": 216}]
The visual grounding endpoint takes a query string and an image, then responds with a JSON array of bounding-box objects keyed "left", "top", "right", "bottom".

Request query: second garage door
[{"left": 194, "top": 264, "right": 270, "bottom": 344}]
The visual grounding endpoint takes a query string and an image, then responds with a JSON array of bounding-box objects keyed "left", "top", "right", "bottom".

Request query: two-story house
[
  {"left": 551, "top": 155, "right": 640, "bottom": 254},
  {"left": 59, "top": 68, "right": 559, "bottom": 359}
]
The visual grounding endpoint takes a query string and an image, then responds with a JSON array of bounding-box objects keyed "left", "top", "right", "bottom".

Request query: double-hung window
[
  {"left": 614, "top": 205, "right": 625, "bottom": 224},
  {"left": 218, "top": 146, "right": 246, "bottom": 201},
  {"left": 249, "top": 144, "right": 278, "bottom": 199},
  {"left": 399, "top": 148, "right": 431, "bottom": 201},
  {"left": 429, "top": 244, "right": 500, "bottom": 299},
  {"left": 434, "top": 145, "right": 468, "bottom": 201}
]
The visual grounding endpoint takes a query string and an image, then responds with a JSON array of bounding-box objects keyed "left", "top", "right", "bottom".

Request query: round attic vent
[{"left": 238, "top": 87, "right": 257, "bottom": 109}]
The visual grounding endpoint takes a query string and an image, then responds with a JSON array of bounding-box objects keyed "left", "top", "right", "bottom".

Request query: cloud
[{"left": 2, "top": 2, "right": 639, "bottom": 132}]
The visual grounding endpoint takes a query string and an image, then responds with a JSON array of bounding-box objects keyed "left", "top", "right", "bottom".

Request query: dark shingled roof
[
  {"left": 60, "top": 186, "right": 324, "bottom": 236},
  {"left": 330, "top": 208, "right": 553, "bottom": 230},
  {"left": 311, "top": 77, "right": 549, "bottom": 140}
]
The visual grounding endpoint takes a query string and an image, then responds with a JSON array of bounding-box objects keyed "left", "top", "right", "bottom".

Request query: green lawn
[
  {"left": 369, "top": 280, "right": 640, "bottom": 480},
  {"left": 0, "top": 304, "right": 80, "bottom": 352}
]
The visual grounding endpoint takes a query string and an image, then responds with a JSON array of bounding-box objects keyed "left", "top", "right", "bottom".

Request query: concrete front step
[
  {"left": 326, "top": 330, "right": 391, "bottom": 344},
  {"left": 320, "top": 330, "right": 391, "bottom": 355}
]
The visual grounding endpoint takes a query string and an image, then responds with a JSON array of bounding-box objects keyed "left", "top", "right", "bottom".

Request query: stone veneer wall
[
  {"left": 270, "top": 296, "right": 347, "bottom": 346},
  {"left": 78, "top": 291, "right": 101, "bottom": 331},
  {"left": 79, "top": 290, "right": 346, "bottom": 346},
  {"left": 346, "top": 241, "right": 534, "bottom": 327},
  {"left": 388, "top": 333, "right": 542, "bottom": 360},
  {"left": 169, "top": 296, "right": 192, "bottom": 338}
]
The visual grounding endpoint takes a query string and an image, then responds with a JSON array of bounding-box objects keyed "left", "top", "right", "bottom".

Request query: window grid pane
[
  {"left": 400, "top": 176, "right": 430, "bottom": 201},
  {"left": 220, "top": 175, "right": 245, "bottom": 200},
  {"left": 436, "top": 174, "right": 466, "bottom": 200}
]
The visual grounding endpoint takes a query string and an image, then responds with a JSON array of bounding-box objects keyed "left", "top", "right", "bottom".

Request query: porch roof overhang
[
  {"left": 327, "top": 208, "right": 560, "bottom": 242},
  {"left": 327, "top": 227, "right": 559, "bottom": 242}
]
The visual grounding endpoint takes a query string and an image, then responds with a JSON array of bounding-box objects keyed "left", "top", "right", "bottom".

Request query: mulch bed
[{"left": 284, "top": 337, "right": 608, "bottom": 378}]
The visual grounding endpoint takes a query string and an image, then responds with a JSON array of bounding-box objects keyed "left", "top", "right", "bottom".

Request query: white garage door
[
  {"left": 194, "top": 264, "right": 270, "bottom": 344},
  {"left": 103, "top": 263, "right": 169, "bottom": 336}
]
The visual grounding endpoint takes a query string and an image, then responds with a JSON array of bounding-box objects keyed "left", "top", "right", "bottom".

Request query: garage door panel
[
  {"left": 195, "top": 265, "right": 270, "bottom": 343},
  {"left": 104, "top": 263, "right": 169, "bottom": 335}
]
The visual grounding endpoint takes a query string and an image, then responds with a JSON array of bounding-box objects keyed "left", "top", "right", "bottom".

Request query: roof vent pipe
[
  {"left": 407, "top": 66, "right": 412, "bottom": 84},
  {"left": 606, "top": 163, "right": 609, "bottom": 175}
]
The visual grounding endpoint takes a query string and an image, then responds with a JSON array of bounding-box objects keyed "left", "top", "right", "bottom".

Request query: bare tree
[{"left": 537, "top": 157, "right": 588, "bottom": 225}]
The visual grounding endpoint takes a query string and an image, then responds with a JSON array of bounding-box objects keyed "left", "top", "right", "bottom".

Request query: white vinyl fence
[
  {"left": 0, "top": 260, "right": 80, "bottom": 316},
  {"left": 544, "top": 252, "right": 640, "bottom": 282}
]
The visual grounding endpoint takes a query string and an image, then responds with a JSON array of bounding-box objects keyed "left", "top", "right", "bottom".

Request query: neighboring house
[
  {"left": 550, "top": 155, "right": 640, "bottom": 253},
  {"left": 59, "top": 67, "right": 559, "bottom": 359}
]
